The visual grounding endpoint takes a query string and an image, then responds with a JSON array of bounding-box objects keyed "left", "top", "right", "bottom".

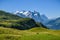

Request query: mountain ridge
[
  {"left": 0, "top": 10, "right": 47, "bottom": 30},
  {"left": 46, "top": 17, "right": 60, "bottom": 29},
  {"left": 14, "top": 10, "right": 49, "bottom": 24}
]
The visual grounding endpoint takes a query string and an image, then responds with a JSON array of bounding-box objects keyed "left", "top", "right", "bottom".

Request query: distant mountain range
[
  {"left": 14, "top": 10, "right": 49, "bottom": 24},
  {"left": 14, "top": 10, "right": 60, "bottom": 30},
  {"left": 46, "top": 17, "right": 60, "bottom": 30}
]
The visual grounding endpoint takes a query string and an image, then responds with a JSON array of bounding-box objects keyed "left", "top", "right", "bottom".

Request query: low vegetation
[{"left": 0, "top": 27, "right": 60, "bottom": 40}]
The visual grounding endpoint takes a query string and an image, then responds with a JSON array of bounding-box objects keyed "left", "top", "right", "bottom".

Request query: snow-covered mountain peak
[
  {"left": 14, "top": 11, "right": 20, "bottom": 14},
  {"left": 19, "top": 10, "right": 25, "bottom": 13},
  {"left": 19, "top": 11, "right": 24, "bottom": 13},
  {"left": 34, "top": 13, "right": 38, "bottom": 16},
  {"left": 19, "top": 11, "right": 32, "bottom": 17},
  {"left": 14, "top": 10, "right": 49, "bottom": 24}
]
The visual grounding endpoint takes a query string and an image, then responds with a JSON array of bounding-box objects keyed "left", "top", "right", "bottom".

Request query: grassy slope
[
  {"left": 0, "top": 10, "right": 21, "bottom": 20},
  {"left": 0, "top": 27, "right": 60, "bottom": 40}
]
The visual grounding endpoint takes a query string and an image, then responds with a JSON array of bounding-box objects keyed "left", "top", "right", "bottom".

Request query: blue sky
[{"left": 0, "top": 0, "right": 60, "bottom": 18}]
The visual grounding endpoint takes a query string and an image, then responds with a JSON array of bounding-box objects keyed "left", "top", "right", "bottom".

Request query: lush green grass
[{"left": 0, "top": 27, "right": 60, "bottom": 40}]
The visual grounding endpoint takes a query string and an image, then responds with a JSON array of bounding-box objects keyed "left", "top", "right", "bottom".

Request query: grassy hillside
[
  {"left": 0, "top": 10, "right": 21, "bottom": 20},
  {"left": 0, "top": 18, "right": 41, "bottom": 30},
  {"left": 0, "top": 27, "right": 60, "bottom": 40}
]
